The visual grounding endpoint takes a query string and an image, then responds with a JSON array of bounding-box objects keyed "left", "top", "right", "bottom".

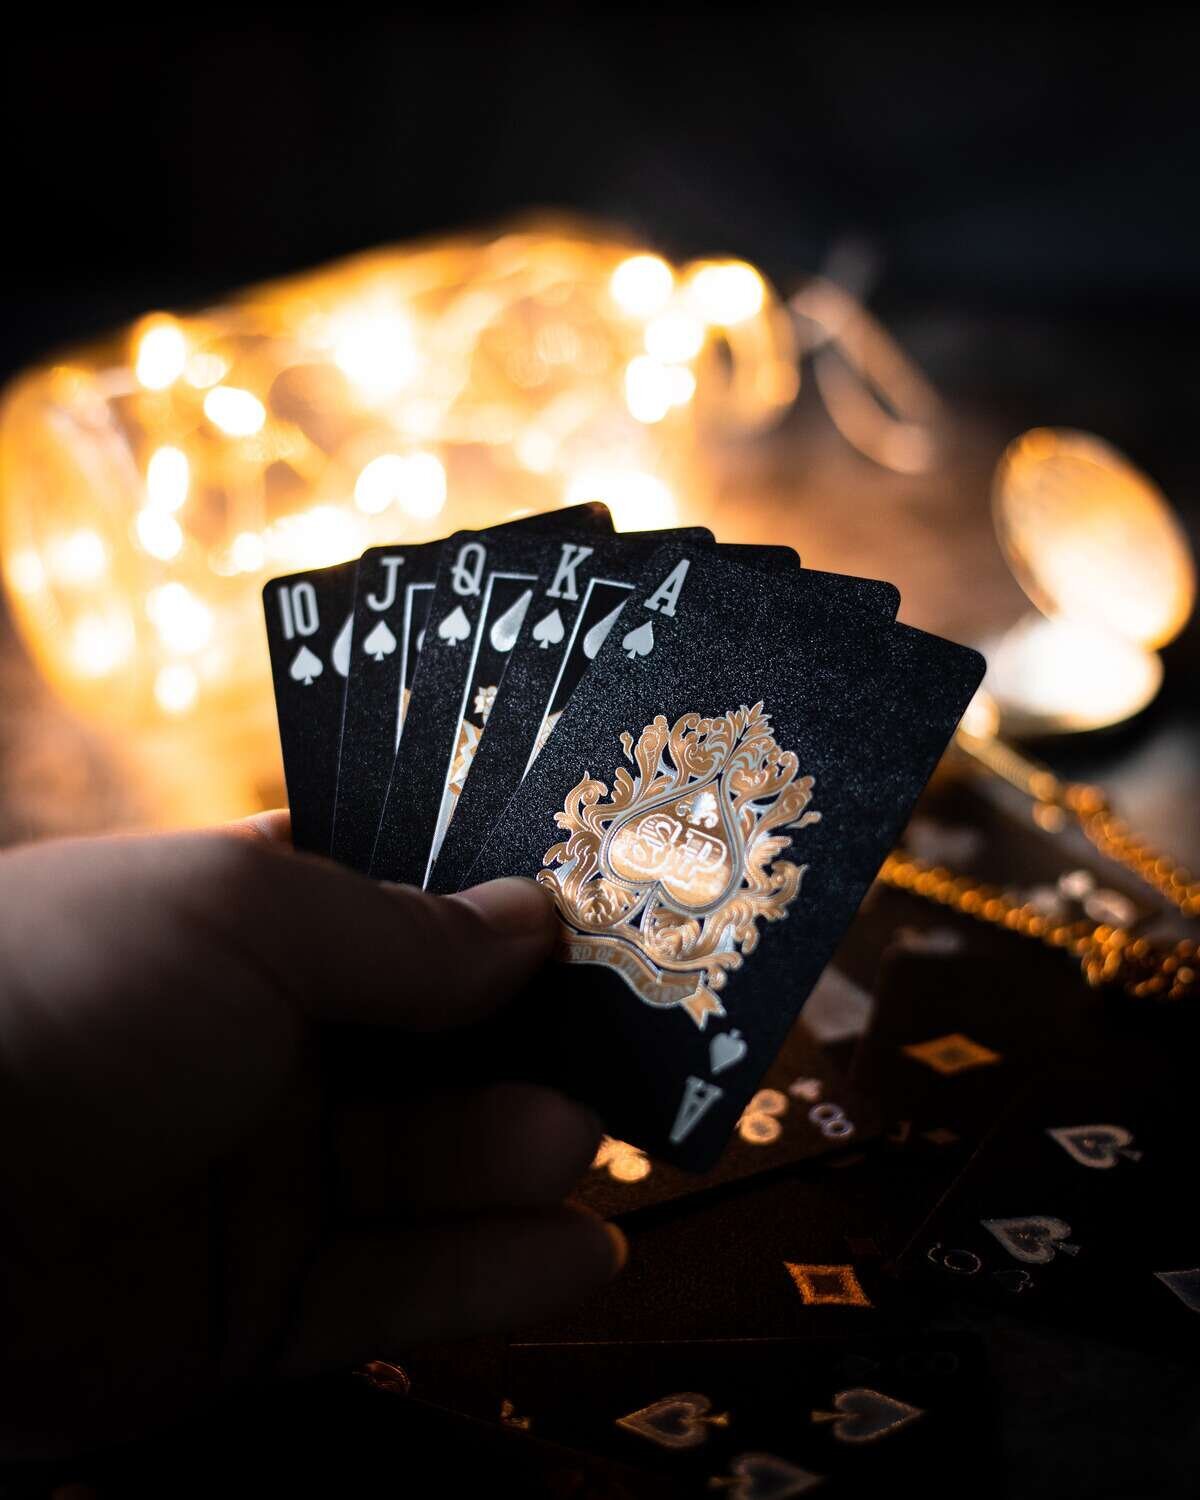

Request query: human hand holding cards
[{"left": 265, "top": 507, "right": 983, "bottom": 1172}]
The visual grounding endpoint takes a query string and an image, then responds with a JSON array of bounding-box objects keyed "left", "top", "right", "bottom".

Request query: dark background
[{"left": 4, "top": 7, "right": 1199, "bottom": 382}]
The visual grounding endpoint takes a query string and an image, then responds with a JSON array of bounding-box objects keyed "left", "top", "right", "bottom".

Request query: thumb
[{"left": 195, "top": 834, "right": 558, "bottom": 1030}]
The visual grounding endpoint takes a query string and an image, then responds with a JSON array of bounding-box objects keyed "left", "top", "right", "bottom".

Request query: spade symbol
[
  {"left": 532, "top": 607, "right": 565, "bottom": 650},
  {"left": 437, "top": 605, "right": 471, "bottom": 646},
  {"left": 362, "top": 619, "right": 398, "bottom": 662},
  {"left": 331, "top": 613, "right": 353, "bottom": 677},
  {"left": 621, "top": 620, "right": 655, "bottom": 660},
  {"left": 289, "top": 645, "right": 323, "bottom": 685},
  {"left": 1046, "top": 1124, "right": 1139, "bottom": 1169},
  {"left": 490, "top": 589, "right": 532, "bottom": 652},
  {"left": 813, "top": 1388, "right": 923, "bottom": 1445},
  {"left": 583, "top": 600, "right": 627, "bottom": 659},
  {"left": 710, "top": 1030, "right": 748, "bottom": 1076},
  {"left": 981, "top": 1215, "right": 1080, "bottom": 1264},
  {"left": 616, "top": 1393, "right": 723, "bottom": 1450}
]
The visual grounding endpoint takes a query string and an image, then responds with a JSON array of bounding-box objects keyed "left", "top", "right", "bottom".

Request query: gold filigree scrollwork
[{"left": 539, "top": 703, "right": 820, "bottom": 1027}]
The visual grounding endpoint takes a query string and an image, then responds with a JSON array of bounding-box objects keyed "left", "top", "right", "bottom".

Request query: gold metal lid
[{"left": 993, "top": 428, "right": 1195, "bottom": 650}]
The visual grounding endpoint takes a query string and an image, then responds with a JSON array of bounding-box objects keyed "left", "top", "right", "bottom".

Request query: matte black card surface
[
  {"left": 575, "top": 1017, "right": 880, "bottom": 1217},
  {"left": 505, "top": 1333, "right": 997, "bottom": 1498},
  {"left": 468, "top": 543, "right": 982, "bottom": 1169},
  {"left": 262, "top": 559, "right": 356, "bottom": 853},
  {"left": 329, "top": 540, "right": 442, "bottom": 872}
]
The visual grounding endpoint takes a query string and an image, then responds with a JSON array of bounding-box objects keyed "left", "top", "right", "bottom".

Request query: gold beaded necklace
[{"left": 878, "top": 726, "right": 1199, "bottom": 1004}]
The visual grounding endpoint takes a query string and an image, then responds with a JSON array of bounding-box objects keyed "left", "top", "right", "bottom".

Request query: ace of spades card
[{"left": 466, "top": 540, "right": 981, "bottom": 1169}]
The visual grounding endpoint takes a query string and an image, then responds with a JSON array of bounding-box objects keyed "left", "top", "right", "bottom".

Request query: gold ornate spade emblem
[{"left": 539, "top": 703, "right": 820, "bottom": 1027}]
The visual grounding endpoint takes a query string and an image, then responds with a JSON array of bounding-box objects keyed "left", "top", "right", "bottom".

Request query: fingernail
[
  {"left": 455, "top": 876, "right": 556, "bottom": 940},
  {"left": 604, "top": 1221, "right": 629, "bottom": 1274}
]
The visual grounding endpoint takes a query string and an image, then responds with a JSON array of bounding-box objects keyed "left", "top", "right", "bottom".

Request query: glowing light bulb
[
  {"left": 355, "top": 452, "right": 446, "bottom": 520},
  {"left": 134, "top": 320, "right": 187, "bottom": 390},
  {"left": 7, "top": 549, "right": 46, "bottom": 595},
  {"left": 566, "top": 470, "right": 677, "bottom": 530},
  {"left": 230, "top": 531, "right": 265, "bottom": 572},
  {"left": 644, "top": 311, "right": 705, "bottom": 363},
  {"left": 688, "top": 261, "right": 766, "bottom": 325},
  {"left": 610, "top": 255, "right": 674, "bottom": 318},
  {"left": 624, "top": 356, "right": 674, "bottom": 424},
  {"left": 146, "top": 583, "right": 213, "bottom": 654},
  {"left": 666, "top": 365, "right": 697, "bottom": 407},
  {"left": 155, "top": 663, "right": 199, "bottom": 715},
  {"left": 49, "top": 529, "right": 108, "bottom": 585},
  {"left": 333, "top": 309, "right": 420, "bottom": 400},
  {"left": 184, "top": 351, "right": 228, "bottom": 389},
  {"left": 135, "top": 507, "right": 184, "bottom": 560},
  {"left": 145, "top": 446, "right": 189, "bottom": 511},
  {"left": 203, "top": 386, "right": 267, "bottom": 437},
  {"left": 69, "top": 612, "right": 133, "bottom": 677}
]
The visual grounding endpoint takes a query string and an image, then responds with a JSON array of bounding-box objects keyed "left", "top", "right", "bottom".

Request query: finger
[
  {"left": 175, "top": 833, "right": 558, "bottom": 1030},
  {"left": 338, "top": 1083, "right": 603, "bottom": 1217},
  {"left": 232, "top": 809, "right": 292, "bottom": 844},
  {"left": 280, "top": 1206, "right": 626, "bottom": 1374}
]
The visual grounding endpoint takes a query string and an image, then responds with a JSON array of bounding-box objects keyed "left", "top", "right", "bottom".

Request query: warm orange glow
[{"left": 0, "top": 220, "right": 804, "bottom": 799}]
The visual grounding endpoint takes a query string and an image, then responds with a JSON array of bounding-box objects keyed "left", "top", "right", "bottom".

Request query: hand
[{"left": 0, "top": 815, "right": 623, "bottom": 1460}]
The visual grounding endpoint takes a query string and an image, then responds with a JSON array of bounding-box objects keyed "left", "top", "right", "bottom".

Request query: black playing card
[
  {"left": 504, "top": 1333, "right": 997, "bottom": 1498},
  {"left": 262, "top": 559, "right": 357, "bottom": 853},
  {"left": 895, "top": 1016, "right": 1200, "bottom": 1358},
  {"left": 574, "top": 1016, "right": 881, "bottom": 1218},
  {"left": 329, "top": 540, "right": 443, "bottom": 872},
  {"left": 369, "top": 511, "right": 612, "bottom": 886},
  {"left": 466, "top": 540, "right": 982, "bottom": 1169}
]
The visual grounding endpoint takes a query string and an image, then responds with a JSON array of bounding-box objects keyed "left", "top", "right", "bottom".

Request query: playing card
[
  {"left": 504, "top": 1333, "right": 996, "bottom": 1498},
  {"left": 574, "top": 1016, "right": 881, "bottom": 1218},
  {"left": 369, "top": 514, "right": 612, "bottom": 886},
  {"left": 896, "top": 1012, "right": 1200, "bottom": 1358},
  {"left": 466, "top": 541, "right": 982, "bottom": 1169},
  {"left": 262, "top": 559, "right": 357, "bottom": 853},
  {"left": 328, "top": 540, "right": 443, "bottom": 872}
]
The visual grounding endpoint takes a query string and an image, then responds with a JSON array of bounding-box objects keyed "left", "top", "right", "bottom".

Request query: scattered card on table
[
  {"left": 575, "top": 1015, "right": 880, "bottom": 1217},
  {"left": 504, "top": 1332, "right": 998, "bottom": 1498}
]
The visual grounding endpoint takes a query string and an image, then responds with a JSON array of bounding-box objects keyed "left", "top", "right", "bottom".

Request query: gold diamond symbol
[
  {"left": 902, "top": 1033, "right": 1001, "bottom": 1075},
  {"left": 784, "top": 1262, "right": 872, "bottom": 1307}
]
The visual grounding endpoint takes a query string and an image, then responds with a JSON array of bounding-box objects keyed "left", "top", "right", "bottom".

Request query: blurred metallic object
[{"left": 982, "top": 428, "right": 1195, "bottom": 735}]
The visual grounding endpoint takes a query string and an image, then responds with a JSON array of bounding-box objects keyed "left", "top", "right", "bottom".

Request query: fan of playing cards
[{"left": 264, "top": 504, "right": 984, "bottom": 1171}]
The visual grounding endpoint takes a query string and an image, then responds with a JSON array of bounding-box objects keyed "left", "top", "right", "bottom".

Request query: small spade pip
[
  {"left": 621, "top": 620, "right": 655, "bottom": 660},
  {"left": 437, "top": 605, "right": 471, "bottom": 646},
  {"left": 531, "top": 607, "right": 565, "bottom": 649},
  {"left": 362, "top": 619, "right": 398, "bottom": 662},
  {"left": 289, "top": 645, "right": 323, "bottom": 685}
]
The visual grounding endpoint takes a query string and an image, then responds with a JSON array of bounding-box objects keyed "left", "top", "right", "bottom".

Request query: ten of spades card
[{"left": 262, "top": 558, "right": 357, "bottom": 854}]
